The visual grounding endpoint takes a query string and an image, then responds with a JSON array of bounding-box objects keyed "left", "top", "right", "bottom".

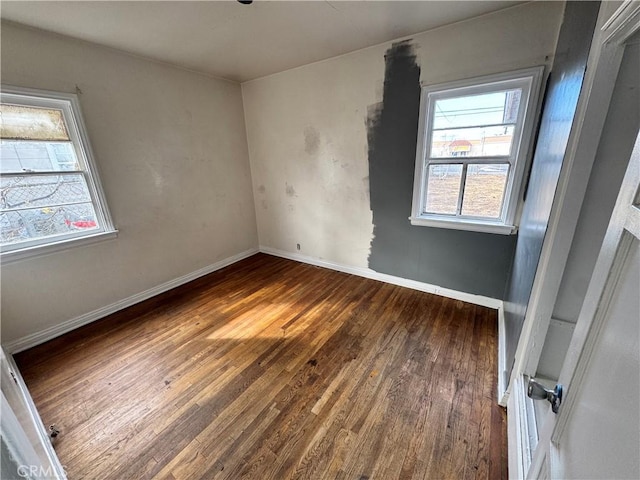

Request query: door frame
[
  {"left": 533, "top": 107, "right": 640, "bottom": 480},
  {"left": 507, "top": 1, "right": 640, "bottom": 477},
  {"left": 1, "top": 348, "right": 66, "bottom": 479}
]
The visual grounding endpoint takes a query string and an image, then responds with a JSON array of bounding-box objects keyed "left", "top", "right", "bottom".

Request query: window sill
[
  {"left": 1, "top": 230, "right": 119, "bottom": 265},
  {"left": 409, "top": 216, "right": 517, "bottom": 235}
]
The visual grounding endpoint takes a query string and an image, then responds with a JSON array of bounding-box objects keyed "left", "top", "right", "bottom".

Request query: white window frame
[
  {"left": 410, "top": 67, "right": 545, "bottom": 234},
  {"left": 1, "top": 85, "right": 117, "bottom": 263}
]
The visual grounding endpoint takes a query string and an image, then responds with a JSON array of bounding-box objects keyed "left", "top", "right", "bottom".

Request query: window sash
[
  {"left": 425, "top": 156, "right": 513, "bottom": 164},
  {"left": 422, "top": 87, "right": 526, "bottom": 223},
  {"left": 422, "top": 160, "right": 511, "bottom": 220},
  {"left": 411, "top": 67, "right": 544, "bottom": 232},
  {"left": 0, "top": 86, "right": 115, "bottom": 258},
  {"left": 1, "top": 140, "right": 80, "bottom": 174}
]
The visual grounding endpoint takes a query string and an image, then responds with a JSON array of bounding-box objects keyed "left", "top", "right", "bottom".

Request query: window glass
[
  {"left": 1, "top": 203, "right": 98, "bottom": 246},
  {"left": 0, "top": 104, "right": 69, "bottom": 141},
  {"left": 1, "top": 174, "right": 92, "bottom": 209},
  {"left": 1, "top": 141, "right": 79, "bottom": 172},
  {"left": 433, "top": 89, "right": 522, "bottom": 129},
  {"left": 430, "top": 125, "right": 515, "bottom": 158},
  {"left": 425, "top": 164, "right": 462, "bottom": 215},
  {"left": 461, "top": 164, "right": 509, "bottom": 218}
]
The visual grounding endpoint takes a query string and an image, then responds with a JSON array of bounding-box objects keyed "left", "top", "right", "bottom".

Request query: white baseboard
[
  {"left": 259, "top": 246, "right": 503, "bottom": 310},
  {"left": 3, "top": 248, "right": 259, "bottom": 354},
  {"left": 6, "top": 245, "right": 506, "bottom": 359}
]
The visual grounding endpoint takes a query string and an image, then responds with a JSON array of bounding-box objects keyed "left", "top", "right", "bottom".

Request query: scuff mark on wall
[
  {"left": 304, "top": 126, "right": 320, "bottom": 155},
  {"left": 285, "top": 182, "right": 297, "bottom": 197}
]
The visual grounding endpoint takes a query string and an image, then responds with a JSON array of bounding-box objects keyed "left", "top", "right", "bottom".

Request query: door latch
[{"left": 527, "top": 378, "right": 563, "bottom": 414}]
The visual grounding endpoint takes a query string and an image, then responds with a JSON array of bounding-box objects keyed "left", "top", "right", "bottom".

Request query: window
[
  {"left": 411, "top": 67, "right": 544, "bottom": 234},
  {"left": 1, "top": 86, "right": 116, "bottom": 262}
]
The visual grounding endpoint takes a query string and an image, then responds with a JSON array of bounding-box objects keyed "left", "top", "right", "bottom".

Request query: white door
[
  {"left": 0, "top": 348, "right": 65, "bottom": 479},
  {"left": 530, "top": 109, "right": 640, "bottom": 480},
  {"left": 507, "top": 2, "right": 640, "bottom": 478}
]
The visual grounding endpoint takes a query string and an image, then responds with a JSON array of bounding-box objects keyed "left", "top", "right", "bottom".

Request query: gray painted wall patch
[{"left": 366, "top": 40, "right": 516, "bottom": 299}]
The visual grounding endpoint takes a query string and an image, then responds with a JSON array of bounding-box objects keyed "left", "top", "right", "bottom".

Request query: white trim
[
  {"left": 549, "top": 316, "right": 575, "bottom": 329},
  {"left": 1, "top": 229, "right": 118, "bottom": 265},
  {"left": 2, "top": 248, "right": 258, "bottom": 354},
  {"left": 508, "top": 374, "right": 532, "bottom": 480},
  {"left": 259, "top": 245, "right": 502, "bottom": 309},
  {"left": 498, "top": 304, "right": 509, "bottom": 406},
  {"left": 0, "top": 85, "right": 117, "bottom": 259},
  {"left": 411, "top": 66, "right": 545, "bottom": 231},
  {"left": 2, "top": 348, "right": 67, "bottom": 479},
  {"left": 507, "top": 374, "right": 541, "bottom": 480},
  {"left": 601, "top": 0, "right": 640, "bottom": 44},
  {"left": 409, "top": 216, "right": 516, "bottom": 235}
]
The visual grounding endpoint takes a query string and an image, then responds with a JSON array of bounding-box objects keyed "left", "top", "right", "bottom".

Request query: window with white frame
[
  {"left": 0, "top": 86, "right": 116, "bottom": 261},
  {"left": 411, "top": 67, "right": 544, "bottom": 234}
]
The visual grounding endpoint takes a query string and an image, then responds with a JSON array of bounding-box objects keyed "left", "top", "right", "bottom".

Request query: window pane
[
  {"left": 1, "top": 203, "right": 98, "bottom": 245},
  {"left": 425, "top": 164, "right": 462, "bottom": 215},
  {"left": 461, "top": 164, "right": 509, "bottom": 218},
  {"left": 430, "top": 125, "right": 515, "bottom": 158},
  {"left": 1, "top": 174, "right": 92, "bottom": 210},
  {"left": 433, "top": 89, "right": 522, "bottom": 130},
  {"left": 1, "top": 141, "right": 79, "bottom": 173},
  {"left": 0, "top": 89, "right": 114, "bottom": 256},
  {"left": 0, "top": 104, "right": 70, "bottom": 141}
]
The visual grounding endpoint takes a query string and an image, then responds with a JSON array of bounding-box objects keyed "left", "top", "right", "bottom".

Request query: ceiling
[{"left": 1, "top": 1, "right": 524, "bottom": 83}]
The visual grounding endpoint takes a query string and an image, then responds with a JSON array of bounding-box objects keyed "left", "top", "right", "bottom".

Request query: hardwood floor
[{"left": 15, "top": 253, "right": 507, "bottom": 479}]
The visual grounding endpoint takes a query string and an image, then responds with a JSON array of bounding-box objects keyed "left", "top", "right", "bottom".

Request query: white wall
[
  {"left": 242, "top": 2, "right": 564, "bottom": 294},
  {"left": 0, "top": 2, "right": 566, "bottom": 345},
  {"left": 1, "top": 22, "right": 258, "bottom": 345}
]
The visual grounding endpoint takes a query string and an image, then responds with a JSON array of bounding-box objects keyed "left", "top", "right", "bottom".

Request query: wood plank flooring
[{"left": 15, "top": 253, "right": 507, "bottom": 480}]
